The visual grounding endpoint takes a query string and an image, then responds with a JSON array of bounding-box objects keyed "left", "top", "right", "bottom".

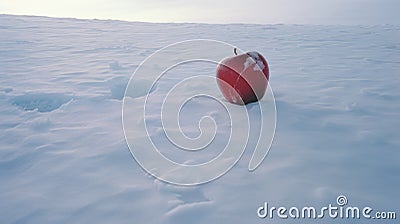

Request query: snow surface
[{"left": 1, "top": 14, "right": 399, "bottom": 223}]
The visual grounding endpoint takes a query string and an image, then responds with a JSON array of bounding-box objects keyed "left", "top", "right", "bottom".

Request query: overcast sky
[{"left": 1, "top": 0, "right": 399, "bottom": 25}]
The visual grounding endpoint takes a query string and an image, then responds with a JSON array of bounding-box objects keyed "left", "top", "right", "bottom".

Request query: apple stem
[{"left": 234, "top": 48, "right": 238, "bottom": 55}]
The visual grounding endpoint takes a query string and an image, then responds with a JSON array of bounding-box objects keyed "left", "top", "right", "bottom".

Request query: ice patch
[
  {"left": 107, "top": 76, "right": 129, "bottom": 100},
  {"left": 106, "top": 77, "right": 155, "bottom": 100},
  {"left": 125, "top": 79, "right": 155, "bottom": 99},
  {"left": 11, "top": 93, "right": 72, "bottom": 112},
  {"left": 2, "top": 88, "right": 13, "bottom": 93},
  {"left": 109, "top": 60, "right": 124, "bottom": 70}
]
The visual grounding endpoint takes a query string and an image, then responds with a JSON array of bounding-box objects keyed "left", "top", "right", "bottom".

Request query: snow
[
  {"left": 243, "top": 56, "right": 254, "bottom": 70},
  {"left": 11, "top": 93, "right": 72, "bottom": 112},
  {"left": 1, "top": 14, "right": 400, "bottom": 223},
  {"left": 246, "top": 51, "right": 265, "bottom": 71}
]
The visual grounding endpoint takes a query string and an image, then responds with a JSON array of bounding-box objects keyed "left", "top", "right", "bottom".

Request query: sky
[{"left": 1, "top": 0, "right": 400, "bottom": 25}]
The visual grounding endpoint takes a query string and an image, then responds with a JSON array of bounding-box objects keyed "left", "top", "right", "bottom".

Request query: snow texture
[
  {"left": 0, "top": 14, "right": 399, "bottom": 223},
  {"left": 247, "top": 51, "right": 265, "bottom": 71}
]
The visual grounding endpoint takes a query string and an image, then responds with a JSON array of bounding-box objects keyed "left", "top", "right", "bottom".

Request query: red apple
[{"left": 216, "top": 50, "right": 269, "bottom": 105}]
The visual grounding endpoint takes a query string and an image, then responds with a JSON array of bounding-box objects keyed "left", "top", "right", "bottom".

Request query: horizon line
[{"left": 1, "top": 13, "right": 396, "bottom": 27}]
